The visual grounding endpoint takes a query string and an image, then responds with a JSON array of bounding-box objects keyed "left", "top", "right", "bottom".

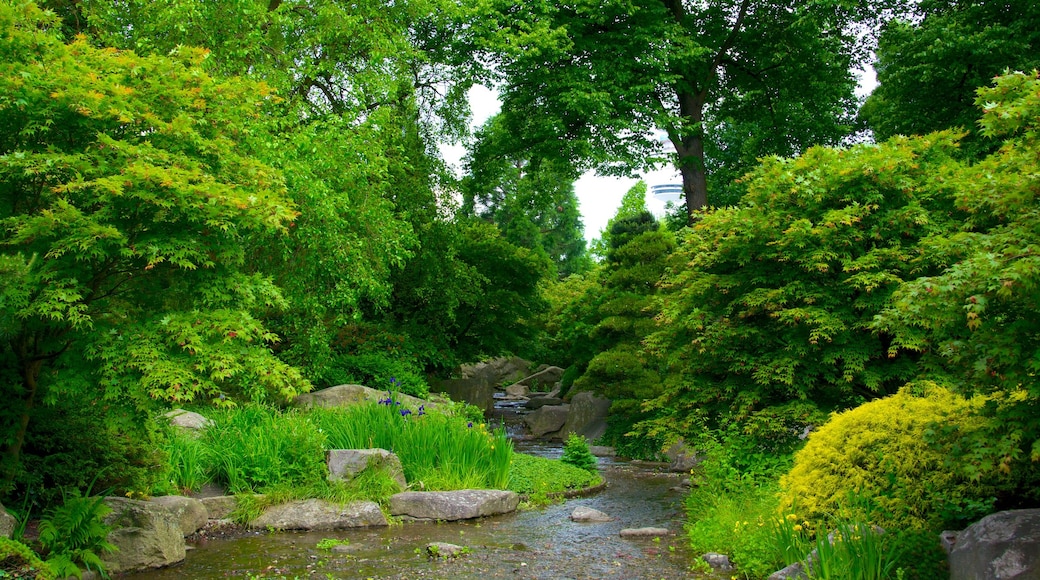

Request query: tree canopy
[{"left": 472, "top": 0, "right": 896, "bottom": 221}]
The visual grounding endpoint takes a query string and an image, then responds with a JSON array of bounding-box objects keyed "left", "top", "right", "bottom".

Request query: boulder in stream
[
  {"left": 619, "top": 527, "right": 674, "bottom": 538},
  {"left": 524, "top": 404, "right": 570, "bottom": 438},
  {"left": 390, "top": 490, "right": 519, "bottom": 521},
  {"left": 561, "top": 392, "right": 611, "bottom": 442},
  {"left": 249, "top": 499, "right": 387, "bottom": 531},
  {"left": 570, "top": 506, "right": 612, "bottom": 523},
  {"left": 425, "top": 542, "right": 467, "bottom": 559}
]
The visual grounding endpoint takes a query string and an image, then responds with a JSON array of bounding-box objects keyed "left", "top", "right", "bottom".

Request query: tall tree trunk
[
  {"left": 2, "top": 356, "right": 42, "bottom": 490},
  {"left": 674, "top": 90, "right": 708, "bottom": 225}
]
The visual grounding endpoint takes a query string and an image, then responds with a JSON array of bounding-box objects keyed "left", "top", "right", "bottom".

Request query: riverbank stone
[
  {"left": 199, "top": 495, "right": 239, "bottom": 520},
  {"left": 619, "top": 527, "right": 673, "bottom": 538},
  {"left": 947, "top": 508, "right": 1040, "bottom": 580},
  {"left": 524, "top": 404, "right": 570, "bottom": 438},
  {"left": 149, "top": 496, "right": 207, "bottom": 537},
  {"left": 101, "top": 497, "right": 186, "bottom": 574},
  {"left": 248, "top": 499, "right": 387, "bottom": 531},
  {"left": 768, "top": 562, "right": 808, "bottom": 580},
  {"left": 390, "top": 490, "right": 519, "bottom": 521},
  {"left": 327, "top": 448, "right": 406, "bottom": 490},
  {"left": 703, "top": 553, "right": 736, "bottom": 571},
  {"left": 570, "top": 506, "right": 612, "bottom": 523}
]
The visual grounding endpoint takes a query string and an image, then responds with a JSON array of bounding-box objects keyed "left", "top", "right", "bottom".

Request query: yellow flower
[{"left": 793, "top": 524, "right": 803, "bottom": 532}]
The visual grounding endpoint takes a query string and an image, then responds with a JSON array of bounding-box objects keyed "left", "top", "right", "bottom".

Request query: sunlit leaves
[{"left": 0, "top": 3, "right": 307, "bottom": 408}]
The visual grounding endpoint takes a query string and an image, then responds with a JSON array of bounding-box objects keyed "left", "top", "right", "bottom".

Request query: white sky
[{"left": 441, "top": 67, "right": 878, "bottom": 244}]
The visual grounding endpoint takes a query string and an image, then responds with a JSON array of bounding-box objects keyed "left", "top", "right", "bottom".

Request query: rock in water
[
  {"left": 570, "top": 506, "right": 612, "bottom": 523},
  {"left": 390, "top": 490, "right": 519, "bottom": 521},
  {"left": 248, "top": 499, "right": 388, "bottom": 531},
  {"left": 619, "top": 527, "right": 673, "bottom": 538},
  {"left": 524, "top": 404, "right": 569, "bottom": 438},
  {"left": 561, "top": 392, "right": 611, "bottom": 442},
  {"left": 426, "top": 542, "right": 466, "bottom": 559}
]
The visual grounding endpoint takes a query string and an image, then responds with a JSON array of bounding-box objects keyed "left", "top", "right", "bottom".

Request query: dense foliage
[{"left": 4, "top": 1, "right": 1040, "bottom": 577}]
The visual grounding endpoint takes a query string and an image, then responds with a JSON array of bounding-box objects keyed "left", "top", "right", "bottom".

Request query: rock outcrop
[
  {"left": 148, "top": 496, "right": 207, "bottom": 537},
  {"left": 524, "top": 404, "right": 570, "bottom": 438},
  {"left": 947, "top": 509, "right": 1040, "bottom": 580},
  {"left": 248, "top": 499, "right": 387, "bottom": 531},
  {"left": 390, "top": 490, "right": 519, "bottom": 521},
  {"left": 663, "top": 438, "right": 701, "bottom": 473},
  {"left": 101, "top": 497, "right": 186, "bottom": 574},
  {"left": 561, "top": 392, "right": 611, "bottom": 442}
]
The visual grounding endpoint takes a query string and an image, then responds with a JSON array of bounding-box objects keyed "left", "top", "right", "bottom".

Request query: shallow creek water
[{"left": 128, "top": 403, "right": 711, "bottom": 579}]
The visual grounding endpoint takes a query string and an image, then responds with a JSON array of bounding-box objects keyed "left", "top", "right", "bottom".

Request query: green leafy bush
[
  {"left": 780, "top": 383, "right": 1009, "bottom": 530},
  {"left": 561, "top": 433, "right": 597, "bottom": 472},
  {"left": 646, "top": 130, "right": 965, "bottom": 443}
]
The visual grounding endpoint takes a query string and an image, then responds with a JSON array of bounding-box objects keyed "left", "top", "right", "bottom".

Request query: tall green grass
[
  {"left": 309, "top": 402, "right": 512, "bottom": 490},
  {"left": 159, "top": 401, "right": 512, "bottom": 499}
]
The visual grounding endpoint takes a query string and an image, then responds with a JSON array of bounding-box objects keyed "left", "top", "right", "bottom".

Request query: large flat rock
[
  {"left": 390, "top": 490, "right": 519, "bottom": 521},
  {"left": 249, "top": 499, "right": 388, "bottom": 531}
]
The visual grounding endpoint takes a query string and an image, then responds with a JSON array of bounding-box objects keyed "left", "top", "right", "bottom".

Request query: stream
[{"left": 127, "top": 401, "right": 711, "bottom": 579}]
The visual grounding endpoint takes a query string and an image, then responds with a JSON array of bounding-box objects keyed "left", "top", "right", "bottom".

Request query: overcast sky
[{"left": 440, "top": 66, "right": 877, "bottom": 245}]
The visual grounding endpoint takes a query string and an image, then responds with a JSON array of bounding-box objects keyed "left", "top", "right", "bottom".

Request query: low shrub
[
  {"left": 685, "top": 473, "right": 784, "bottom": 578},
  {"left": 560, "top": 433, "right": 597, "bottom": 472},
  {"left": 780, "top": 383, "right": 1010, "bottom": 531},
  {"left": 507, "top": 453, "right": 601, "bottom": 495}
]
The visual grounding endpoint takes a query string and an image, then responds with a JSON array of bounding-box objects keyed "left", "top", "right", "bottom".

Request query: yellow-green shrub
[{"left": 780, "top": 383, "right": 1005, "bottom": 530}]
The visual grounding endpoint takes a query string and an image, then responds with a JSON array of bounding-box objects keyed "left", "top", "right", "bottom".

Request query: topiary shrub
[{"left": 779, "top": 383, "right": 1011, "bottom": 531}]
